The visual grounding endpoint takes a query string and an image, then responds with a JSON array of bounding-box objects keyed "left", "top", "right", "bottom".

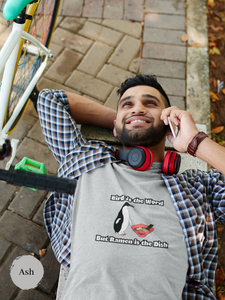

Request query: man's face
[{"left": 113, "top": 85, "right": 168, "bottom": 149}]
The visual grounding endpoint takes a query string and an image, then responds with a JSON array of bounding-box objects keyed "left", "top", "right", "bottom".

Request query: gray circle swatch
[{"left": 10, "top": 255, "right": 44, "bottom": 290}]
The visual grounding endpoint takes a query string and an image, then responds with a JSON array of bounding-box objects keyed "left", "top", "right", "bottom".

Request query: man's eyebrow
[{"left": 118, "top": 94, "right": 160, "bottom": 106}]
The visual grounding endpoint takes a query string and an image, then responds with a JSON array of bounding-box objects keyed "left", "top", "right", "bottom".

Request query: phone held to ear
[{"left": 168, "top": 116, "right": 177, "bottom": 139}]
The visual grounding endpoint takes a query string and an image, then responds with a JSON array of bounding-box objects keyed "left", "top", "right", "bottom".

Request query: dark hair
[{"left": 117, "top": 75, "right": 171, "bottom": 107}]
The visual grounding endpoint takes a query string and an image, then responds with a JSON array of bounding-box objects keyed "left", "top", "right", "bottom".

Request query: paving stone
[
  {"left": 61, "top": 0, "right": 83, "bottom": 17},
  {"left": 129, "top": 57, "right": 140, "bottom": 73},
  {"left": 0, "top": 246, "right": 28, "bottom": 300},
  {"left": 102, "top": 19, "right": 142, "bottom": 39},
  {"left": 124, "top": 0, "right": 144, "bottom": 21},
  {"left": 186, "top": 0, "right": 208, "bottom": 47},
  {"left": 39, "top": 243, "right": 60, "bottom": 294},
  {"left": 140, "top": 58, "right": 185, "bottom": 79},
  {"left": 103, "top": 0, "right": 123, "bottom": 19},
  {"left": 143, "top": 28, "right": 186, "bottom": 45},
  {"left": 77, "top": 41, "right": 113, "bottom": 76},
  {"left": 145, "top": 13, "right": 185, "bottom": 30},
  {"left": 81, "top": 124, "right": 119, "bottom": 144},
  {"left": 186, "top": 47, "right": 210, "bottom": 130},
  {"left": 9, "top": 188, "right": 46, "bottom": 219},
  {"left": 145, "top": 0, "right": 185, "bottom": 15},
  {"left": 48, "top": 42, "right": 63, "bottom": 61},
  {"left": 27, "top": 119, "right": 46, "bottom": 145},
  {"left": 37, "top": 77, "right": 82, "bottom": 94},
  {"left": 7, "top": 113, "right": 37, "bottom": 141},
  {"left": 0, "top": 181, "right": 16, "bottom": 214},
  {"left": 0, "top": 210, "right": 49, "bottom": 254},
  {"left": 142, "top": 43, "right": 186, "bottom": 62},
  {"left": 45, "top": 48, "right": 83, "bottom": 84},
  {"left": 78, "top": 21, "right": 123, "bottom": 47},
  {"left": 15, "top": 289, "right": 53, "bottom": 300},
  {"left": 16, "top": 138, "right": 59, "bottom": 175},
  {"left": 97, "top": 64, "right": 134, "bottom": 87},
  {"left": 51, "top": 27, "right": 93, "bottom": 54},
  {"left": 88, "top": 18, "right": 102, "bottom": 24},
  {"left": 0, "top": 237, "right": 12, "bottom": 265},
  {"left": 32, "top": 200, "right": 45, "bottom": 227},
  {"left": 59, "top": 17, "right": 86, "bottom": 34},
  {"left": 169, "top": 96, "right": 185, "bottom": 110},
  {"left": 108, "top": 35, "right": 140, "bottom": 70},
  {"left": 157, "top": 77, "right": 186, "bottom": 97},
  {"left": 104, "top": 87, "right": 120, "bottom": 110},
  {"left": 83, "top": 0, "right": 104, "bottom": 18},
  {"left": 66, "top": 70, "right": 113, "bottom": 101}
]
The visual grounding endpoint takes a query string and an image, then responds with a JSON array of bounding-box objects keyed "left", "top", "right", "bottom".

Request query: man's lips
[{"left": 125, "top": 116, "right": 151, "bottom": 124}]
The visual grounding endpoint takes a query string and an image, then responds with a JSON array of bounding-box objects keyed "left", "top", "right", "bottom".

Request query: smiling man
[{"left": 37, "top": 75, "right": 225, "bottom": 300}]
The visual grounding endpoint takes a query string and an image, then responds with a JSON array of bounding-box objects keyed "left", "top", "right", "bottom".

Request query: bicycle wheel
[{"left": 2, "top": 0, "right": 61, "bottom": 133}]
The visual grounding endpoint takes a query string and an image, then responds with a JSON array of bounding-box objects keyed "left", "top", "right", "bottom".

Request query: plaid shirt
[{"left": 38, "top": 89, "right": 225, "bottom": 300}]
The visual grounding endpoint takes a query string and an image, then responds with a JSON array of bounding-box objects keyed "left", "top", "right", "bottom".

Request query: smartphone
[{"left": 168, "top": 116, "right": 177, "bottom": 139}]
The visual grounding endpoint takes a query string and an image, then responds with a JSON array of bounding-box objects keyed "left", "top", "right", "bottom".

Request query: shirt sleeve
[{"left": 37, "top": 89, "right": 87, "bottom": 164}]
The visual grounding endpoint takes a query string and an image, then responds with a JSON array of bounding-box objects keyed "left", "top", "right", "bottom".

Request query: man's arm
[
  {"left": 161, "top": 106, "right": 225, "bottom": 176},
  {"left": 66, "top": 92, "right": 117, "bottom": 130}
]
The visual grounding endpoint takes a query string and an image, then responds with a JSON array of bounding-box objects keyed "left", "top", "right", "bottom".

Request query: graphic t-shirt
[{"left": 61, "top": 162, "right": 188, "bottom": 300}]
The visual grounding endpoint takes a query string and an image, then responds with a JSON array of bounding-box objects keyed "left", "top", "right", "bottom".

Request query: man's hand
[{"left": 160, "top": 106, "right": 199, "bottom": 153}]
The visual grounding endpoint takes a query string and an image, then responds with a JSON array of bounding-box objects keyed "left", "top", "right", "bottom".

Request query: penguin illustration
[{"left": 114, "top": 202, "right": 134, "bottom": 236}]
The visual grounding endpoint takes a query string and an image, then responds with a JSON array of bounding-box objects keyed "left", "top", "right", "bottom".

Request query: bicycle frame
[{"left": 0, "top": 20, "right": 52, "bottom": 170}]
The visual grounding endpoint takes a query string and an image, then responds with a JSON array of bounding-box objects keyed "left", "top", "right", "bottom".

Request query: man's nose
[{"left": 131, "top": 103, "right": 146, "bottom": 114}]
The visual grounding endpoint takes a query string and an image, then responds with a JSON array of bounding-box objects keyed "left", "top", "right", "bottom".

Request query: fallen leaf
[
  {"left": 39, "top": 249, "right": 47, "bottom": 258},
  {"left": 191, "top": 43, "right": 202, "bottom": 47},
  {"left": 209, "top": 42, "right": 217, "bottom": 47},
  {"left": 214, "top": 17, "right": 221, "bottom": 22},
  {"left": 222, "top": 88, "right": 225, "bottom": 95},
  {"left": 213, "top": 78, "right": 217, "bottom": 87},
  {"left": 211, "top": 60, "right": 216, "bottom": 68},
  {"left": 209, "top": 48, "right": 215, "bottom": 54},
  {"left": 211, "top": 113, "right": 215, "bottom": 122},
  {"left": 181, "top": 33, "right": 189, "bottom": 42},
  {"left": 213, "top": 47, "right": 221, "bottom": 55},
  {"left": 208, "top": 0, "right": 216, "bottom": 6},
  {"left": 210, "top": 25, "right": 224, "bottom": 31},
  {"left": 210, "top": 91, "right": 219, "bottom": 100},
  {"left": 211, "top": 126, "right": 224, "bottom": 134}
]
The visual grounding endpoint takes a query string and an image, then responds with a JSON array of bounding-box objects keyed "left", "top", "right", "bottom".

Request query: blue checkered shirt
[{"left": 38, "top": 89, "right": 225, "bottom": 300}]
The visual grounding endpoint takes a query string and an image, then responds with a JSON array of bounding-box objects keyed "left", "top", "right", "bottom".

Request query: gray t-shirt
[{"left": 61, "top": 162, "right": 188, "bottom": 300}]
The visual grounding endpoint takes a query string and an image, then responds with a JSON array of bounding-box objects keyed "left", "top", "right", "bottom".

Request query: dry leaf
[
  {"left": 211, "top": 60, "right": 216, "bottom": 68},
  {"left": 210, "top": 91, "right": 219, "bottom": 100},
  {"left": 213, "top": 47, "right": 221, "bottom": 55},
  {"left": 214, "top": 17, "right": 221, "bottom": 22},
  {"left": 209, "top": 42, "right": 217, "bottom": 47},
  {"left": 181, "top": 33, "right": 189, "bottom": 42},
  {"left": 191, "top": 43, "right": 202, "bottom": 47},
  {"left": 208, "top": 0, "right": 216, "bottom": 6},
  {"left": 210, "top": 113, "right": 215, "bottom": 122},
  {"left": 39, "top": 249, "right": 47, "bottom": 258},
  {"left": 211, "top": 126, "right": 224, "bottom": 134},
  {"left": 209, "top": 48, "right": 215, "bottom": 54},
  {"left": 210, "top": 25, "right": 223, "bottom": 31},
  {"left": 222, "top": 88, "right": 225, "bottom": 95},
  {"left": 213, "top": 78, "right": 217, "bottom": 87}
]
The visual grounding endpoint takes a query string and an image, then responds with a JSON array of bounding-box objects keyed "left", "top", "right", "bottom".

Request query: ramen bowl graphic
[{"left": 131, "top": 224, "right": 154, "bottom": 237}]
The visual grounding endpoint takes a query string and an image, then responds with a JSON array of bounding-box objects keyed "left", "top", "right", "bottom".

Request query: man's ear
[{"left": 113, "top": 120, "right": 117, "bottom": 137}]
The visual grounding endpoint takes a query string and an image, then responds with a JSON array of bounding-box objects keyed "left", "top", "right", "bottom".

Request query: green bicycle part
[
  {"left": 3, "top": 0, "right": 36, "bottom": 20},
  {"left": 14, "top": 157, "right": 46, "bottom": 191}
]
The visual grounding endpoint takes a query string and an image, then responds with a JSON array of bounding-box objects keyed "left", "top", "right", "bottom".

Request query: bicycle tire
[{"left": 2, "top": 0, "right": 61, "bottom": 133}]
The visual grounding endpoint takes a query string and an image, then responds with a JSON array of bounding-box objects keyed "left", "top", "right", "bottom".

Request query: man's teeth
[{"left": 130, "top": 120, "right": 146, "bottom": 124}]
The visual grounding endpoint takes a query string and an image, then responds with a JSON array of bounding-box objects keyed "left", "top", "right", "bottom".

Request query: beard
[{"left": 115, "top": 120, "right": 168, "bottom": 148}]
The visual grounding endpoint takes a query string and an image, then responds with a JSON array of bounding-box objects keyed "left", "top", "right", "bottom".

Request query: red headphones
[{"left": 115, "top": 146, "right": 181, "bottom": 175}]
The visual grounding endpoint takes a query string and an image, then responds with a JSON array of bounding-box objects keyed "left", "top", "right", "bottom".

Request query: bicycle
[{"left": 0, "top": 0, "right": 61, "bottom": 170}]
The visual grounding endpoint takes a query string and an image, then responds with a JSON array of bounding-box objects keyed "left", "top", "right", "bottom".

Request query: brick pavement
[{"left": 0, "top": 0, "right": 213, "bottom": 299}]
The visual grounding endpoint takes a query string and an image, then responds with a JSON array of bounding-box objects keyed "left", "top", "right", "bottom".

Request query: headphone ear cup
[
  {"left": 162, "top": 151, "right": 181, "bottom": 175},
  {"left": 131, "top": 146, "right": 153, "bottom": 171}
]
